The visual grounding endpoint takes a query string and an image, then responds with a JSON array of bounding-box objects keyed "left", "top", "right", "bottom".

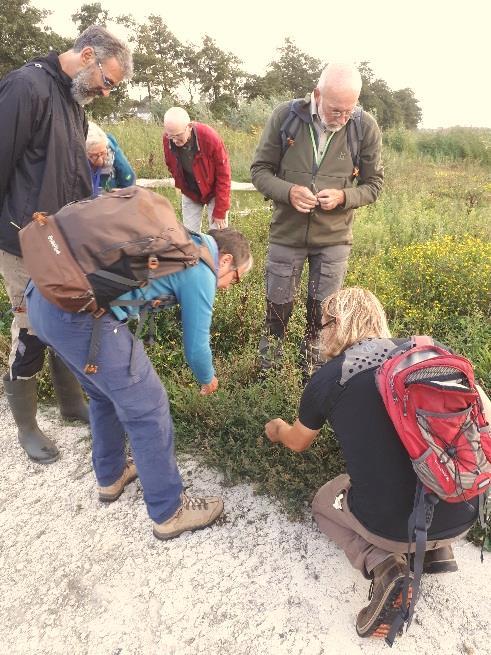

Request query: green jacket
[{"left": 250, "top": 95, "right": 384, "bottom": 247}]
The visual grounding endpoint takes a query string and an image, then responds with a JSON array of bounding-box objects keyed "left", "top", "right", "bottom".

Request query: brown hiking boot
[
  {"left": 423, "top": 545, "right": 458, "bottom": 574},
  {"left": 356, "top": 554, "right": 413, "bottom": 639},
  {"left": 98, "top": 460, "right": 138, "bottom": 502},
  {"left": 153, "top": 491, "right": 224, "bottom": 541}
]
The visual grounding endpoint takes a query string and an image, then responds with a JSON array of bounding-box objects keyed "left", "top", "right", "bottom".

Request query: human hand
[
  {"left": 289, "top": 185, "right": 318, "bottom": 213},
  {"left": 200, "top": 376, "right": 219, "bottom": 396},
  {"left": 265, "top": 418, "right": 287, "bottom": 443},
  {"left": 213, "top": 218, "right": 226, "bottom": 229},
  {"left": 315, "top": 188, "right": 345, "bottom": 211}
]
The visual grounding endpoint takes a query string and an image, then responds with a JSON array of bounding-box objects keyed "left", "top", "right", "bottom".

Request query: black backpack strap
[
  {"left": 84, "top": 316, "right": 104, "bottom": 375},
  {"left": 279, "top": 99, "right": 306, "bottom": 162},
  {"left": 386, "top": 482, "right": 438, "bottom": 646},
  {"left": 92, "top": 270, "right": 142, "bottom": 288},
  {"left": 346, "top": 107, "right": 364, "bottom": 177}
]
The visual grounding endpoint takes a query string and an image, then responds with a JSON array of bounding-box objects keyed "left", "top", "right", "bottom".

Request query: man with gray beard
[{"left": 0, "top": 26, "right": 132, "bottom": 464}]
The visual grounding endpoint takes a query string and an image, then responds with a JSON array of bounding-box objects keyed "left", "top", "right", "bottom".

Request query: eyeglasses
[
  {"left": 320, "top": 316, "right": 337, "bottom": 329},
  {"left": 165, "top": 128, "right": 189, "bottom": 141},
  {"left": 97, "top": 61, "right": 116, "bottom": 90},
  {"left": 88, "top": 149, "right": 107, "bottom": 161},
  {"left": 231, "top": 267, "right": 241, "bottom": 285},
  {"left": 325, "top": 107, "right": 355, "bottom": 119}
]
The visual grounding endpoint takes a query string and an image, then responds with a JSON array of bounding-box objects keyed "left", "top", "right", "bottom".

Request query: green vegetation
[{"left": 0, "top": 119, "right": 489, "bottom": 546}]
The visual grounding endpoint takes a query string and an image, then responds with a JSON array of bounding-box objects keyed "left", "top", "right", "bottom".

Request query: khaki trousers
[
  {"left": 0, "top": 249, "right": 46, "bottom": 378},
  {"left": 312, "top": 474, "right": 465, "bottom": 579}
]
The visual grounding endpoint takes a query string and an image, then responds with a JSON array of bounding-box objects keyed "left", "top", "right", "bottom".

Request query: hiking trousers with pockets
[
  {"left": 26, "top": 285, "right": 183, "bottom": 524},
  {"left": 312, "top": 474, "right": 467, "bottom": 579}
]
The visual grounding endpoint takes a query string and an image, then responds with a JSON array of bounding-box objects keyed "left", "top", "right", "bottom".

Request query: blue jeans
[{"left": 26, "top": 286, "right": 183, "bottom": 524}]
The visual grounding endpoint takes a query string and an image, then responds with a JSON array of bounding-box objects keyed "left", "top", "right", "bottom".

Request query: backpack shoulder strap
[
  {"left": 279, "top": 98, "right": 309, "bottom": 162},
  {"left": 186, "top": 229, "right": 217, "bottom": 277},
  {"left": 346, "top": 107, "right": 364, "bottom": 172}
]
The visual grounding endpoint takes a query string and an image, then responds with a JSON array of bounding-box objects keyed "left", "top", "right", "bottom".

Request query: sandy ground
[{"left": 1, "top": 392, "right": 490, "bottom": 655}]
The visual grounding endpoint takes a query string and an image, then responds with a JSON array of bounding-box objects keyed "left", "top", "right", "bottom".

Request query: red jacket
[{"left": 163, "top": 122, "right": 231, "bottom": 219}]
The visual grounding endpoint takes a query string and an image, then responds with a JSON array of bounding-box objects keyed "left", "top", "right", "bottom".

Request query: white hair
[
  {"left": 317, "top": 63, "right": 362, "bottom": 95},
  {"left": 86, "top": 121, "right": 108, "bottom": 150},
  {"left": 163, "top": 106, "right": 191, "bottom": 129}
]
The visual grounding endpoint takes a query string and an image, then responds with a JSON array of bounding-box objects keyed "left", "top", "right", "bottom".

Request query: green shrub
[{"left": 347, "top": 235, "right": 491, "bottom": 336}]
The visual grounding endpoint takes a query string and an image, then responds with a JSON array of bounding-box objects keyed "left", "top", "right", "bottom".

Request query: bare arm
[{"left": 265, "top": 417, "right": 320, "bottom": 452}]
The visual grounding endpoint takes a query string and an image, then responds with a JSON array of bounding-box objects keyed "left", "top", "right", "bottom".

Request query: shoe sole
[
  {"left": 356, "top": 575, "right": 413, "bottom": 639},
  {"left": 98, "top": 471, "right": 138, "bottom": 503},
  {"left": 423, "top": 560, "right": 458, "bottom": 574},
  {"left": 153, "top": 506, "right": 224, "bottom": 541},
  {"left": 26, "top": 451, "right": 60, "bottom": 465}
]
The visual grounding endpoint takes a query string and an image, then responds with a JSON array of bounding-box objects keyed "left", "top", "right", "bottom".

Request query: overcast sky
[{"left": 36, "top": 0, "right": 491, "bottom": 129}]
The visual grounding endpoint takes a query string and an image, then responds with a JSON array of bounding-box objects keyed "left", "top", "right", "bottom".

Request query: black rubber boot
[
  {"left": 48, "top": 350, "right": 89, "bottom": 423},
  {"left": 258, "top": 301, "right": 294, "bottom": 371},
  {"left": 3, "top": 376, "right": 60, "bottom": 464},
  {"left": 300, "top": 296, "right": 325, "bottom": 382}
]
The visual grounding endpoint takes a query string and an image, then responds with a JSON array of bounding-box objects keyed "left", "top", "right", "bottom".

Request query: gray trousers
[
  {"left": 181, "top": 195, "right": 229, "bottom": 232},
  {"left": 264, "top": 242, "right": 351, "bottom": 338},
  {"left": 312, "top": 474, "right": 465, "bottom": 579}
]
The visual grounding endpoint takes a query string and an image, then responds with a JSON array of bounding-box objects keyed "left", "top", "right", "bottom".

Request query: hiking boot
[
  {"left": 98, "top": 460, "right": 138, "bottom": 502},
  {"left": 258, "top": 334, "right": 283, "bottom": 372},
  {"left": 3, "top": 376, "right": 60, "bottom": 464},
  {"left": 153, "top": 491, "right": 224, "bottom": 541},
  {"left": 423, "top": 545, "right": 458, "bottom": 574},
  {"left": 356, "top": 554, "right": 413, "bottom": 639}
]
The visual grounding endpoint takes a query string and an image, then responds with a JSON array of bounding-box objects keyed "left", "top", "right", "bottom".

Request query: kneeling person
[
  {"left": 26, "top": 228, "right": 252, "bottom": 540},
  {"left": 265, "top": 287, "right": 483, "bottom": 639}
]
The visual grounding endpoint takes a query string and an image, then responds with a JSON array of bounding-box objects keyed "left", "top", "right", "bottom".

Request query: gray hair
[
  {"left": 208, "top": 228, "right": 253, "bottom": 270},
  {"left": 86, "top": 121, "right": 108, "bottom": 150},
  {"left": 317, "top": 63, "right": 362, "bottom": 95},
  {"left": 73, "top": 25, "right": 133, "bottom": 79}
]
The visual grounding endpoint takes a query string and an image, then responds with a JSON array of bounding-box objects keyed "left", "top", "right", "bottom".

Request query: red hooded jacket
[{"left": 163, "top": 122, "right": 231, "bottom": 220}]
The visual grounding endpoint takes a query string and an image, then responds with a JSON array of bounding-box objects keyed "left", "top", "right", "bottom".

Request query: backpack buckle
[
  {"left": 91, "top": 308, "right": 106, "bottom": 318},
  {"left": 32, "top": 211, "right": 48, "bottom": 226},
  {"left": 352, "top": 166, "right": 360, "bottom": 178}
]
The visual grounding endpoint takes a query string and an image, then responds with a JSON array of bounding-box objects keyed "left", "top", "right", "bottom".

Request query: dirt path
[{"left": 0, "top": 394, "right": 489, "bottom": 655}]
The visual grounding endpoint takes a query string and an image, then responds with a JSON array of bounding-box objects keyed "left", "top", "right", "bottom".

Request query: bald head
[
  {"left": 163, "top": 107, "right": 193, "bottom": 146},
  {"left": 317, "top": 63, "right": 362, "bottom": 96},
  {"left": 314, "top": 63, "right": 362, "bottom": 132}
]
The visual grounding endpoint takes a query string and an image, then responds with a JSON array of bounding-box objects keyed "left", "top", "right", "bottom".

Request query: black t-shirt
[{"left": 299, "top": 339, "right": 478, "bottom": 541}]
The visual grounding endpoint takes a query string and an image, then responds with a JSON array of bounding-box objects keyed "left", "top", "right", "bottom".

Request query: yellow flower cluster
[{"left": 347, "top": 235, "right": 491, "bottom": 333}]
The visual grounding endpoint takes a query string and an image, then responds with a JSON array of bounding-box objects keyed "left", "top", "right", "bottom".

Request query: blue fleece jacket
[{"left": 111, "top": 234, "right": 218, "bottom": 385}]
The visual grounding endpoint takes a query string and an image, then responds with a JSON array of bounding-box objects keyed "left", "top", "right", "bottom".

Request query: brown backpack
[{"left": 19, "top": 186, "right": 215, "bottom": 314}]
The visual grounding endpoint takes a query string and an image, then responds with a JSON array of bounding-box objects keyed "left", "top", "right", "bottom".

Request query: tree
[
  {"left": 191, "top": 35, "right": 244, "bottom": 107},
  {"left": 393, "top": 88, "right": 422, "bottom": 129},
  {"left": 245, "top": 38, "right": 322, "bottom": 100},
  {"left": 0, "top": 0, "right": 68, "bottom": 77},
  {"left": 131, "top": 15, "right": 183, "bottom": 103},
  {"left": 72, "top": 3, "right": 109, "bottom": 34}
]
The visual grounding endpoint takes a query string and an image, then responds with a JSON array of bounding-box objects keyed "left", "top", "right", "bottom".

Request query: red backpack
[{"left": 376, "top": 336, "right": 491, "bottom": 645}]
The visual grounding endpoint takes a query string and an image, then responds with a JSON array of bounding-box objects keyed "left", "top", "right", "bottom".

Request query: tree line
[{"left": 1, "top": 0, "right": 422, "bottom": 129}]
